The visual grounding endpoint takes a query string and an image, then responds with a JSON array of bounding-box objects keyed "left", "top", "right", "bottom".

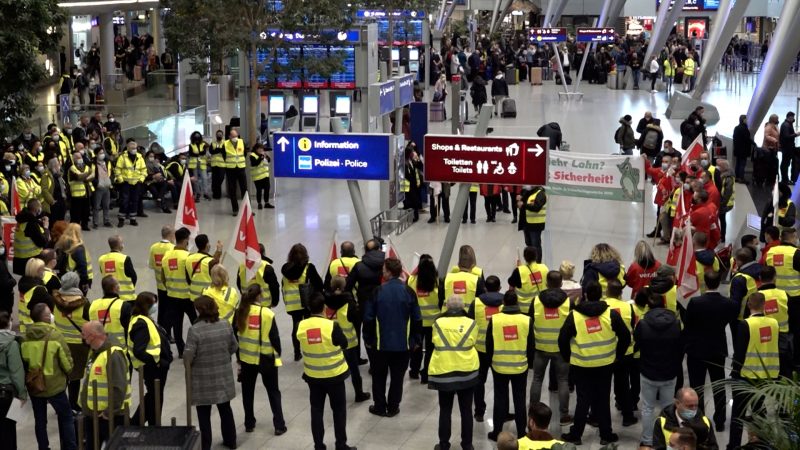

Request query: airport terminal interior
[{"left": 6, "top": 0, "right": 800, "bottom": 449}]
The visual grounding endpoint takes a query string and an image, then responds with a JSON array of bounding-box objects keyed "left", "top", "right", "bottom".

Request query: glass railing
[
  {"left": 122, "top": 105, "right": 207, "bottom": 157},
  {"left": 145, "top": 70, "right": 179, "bottom": 99}
]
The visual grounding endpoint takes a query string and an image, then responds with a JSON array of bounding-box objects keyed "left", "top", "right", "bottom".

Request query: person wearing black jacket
[
  {"left": 469, "top": 75, "right": 488, "bottom": 115},
  {"left": 635, "top": 287, "right": 684, "bottom": 448},
  {"left": 237, "top": 244, "right": 280, "bottom": 307},
  {"left": 517, "top": 186, "right": 546, "bottom": 252},
  {"left": 683, "top": 271, "right": 738, "bottom": 431},
  {"left": 467, "top": 276, "right": 504, "bottom": 423},
  {"left": 653, "top": 388, "right": 719, "bottom": 450},
  {"left": 325, "top": 277, "right": 370, "bottom": 403},
  {"left": 559, "top": 281, "right": 631, "bottom": 446},
  {"left": 490, "top": 72, "right": 509, "bottom": 116},
  {"left": 345, "top": 239, "right": 386, "bottom": 363},
  {"left": 402, "top": 143, "right": 423, "bottom": 223},
  {"left": 0, "top": 237, "right": 16, "bottom": 314},
  {"left": 280, "top": 244, "right": 324, "bottom": 361},
  {"left": 485, "top": 291, "right": 534, "bottom": 440},
  {"left": 779, "top": 112, "right": 800, "bottom": 183},
  {"left": 127, "top": 292, "right": 173, "bottom": 427},
  {"left": 733, "top": 115, "right": 755, "bottom": 183}
]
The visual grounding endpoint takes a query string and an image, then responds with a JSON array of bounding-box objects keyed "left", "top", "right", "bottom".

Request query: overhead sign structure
[
  {"left": 395, "top": 74, "right": 415, "bottom": 108},
  {"left": 423, "top": 135, "right": 548, "bottom": 186},
  {"left": 656, "top": 0, "right": 719, "bottom": 11},
  {"left": 369, "top": 79, "right": 397, "bottom": 116},
  {"left": 576, "top": 27, "right": 616, "bottom": 43},
  {"left": 274, "top": 132, "right": 391, "bottom": 181},
  {"left": 529, "top": 27, "right": 568, "bottom": 43}
]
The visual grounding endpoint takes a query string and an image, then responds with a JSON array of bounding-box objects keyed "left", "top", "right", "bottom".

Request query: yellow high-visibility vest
[
  {"left": 532, "top": 297, "right": 570, "bottom": 353},
  {"left": 203, "top": 285, "right": 240, "bottom": 324},
  {"left": 526, "top": 190, "right": 546, "bottom": 224},
  {"left": 68, "top": 247, "right": 94, "bottom": 281},
  {"left": 186, "top": 252, "right": 213, "bottom": 299},
  {"left": 296, "top": 316, "right": 348, "bottom": 379},
  {"left": 162, "top": 248, "right": 190, "bottom": 299},
  {"left": 731, "top": 273, "right": 758, "bottom": 319},
  {"left": 18, "top": 286, "right": 40, "bottom": 333},
  {"left": 114, "top": 152, "right": 147, "bottom": 184},
  {"left": 224, "top": 139, "right": 246, "bottom": 169},
  {"left": 328, "top": 257, "right": 359, "bottom": 279},
  {"left": 741, "top": 316, "right": 780, "bottom": 379},
  {"left": 238, "top": 304, "right": 276, "bottom": 365},
  {"left": 659, "top": 416, "right": 711, "bottom": 448},
  {"left": 760, "top": 288, "right": 790, "bottom": 333},
  {"left": 766, "top": 245, "right": 800, "bottom": 296},
  {"left": 98, "top": 252, "right": 135, "bottom": 300},
  {"left": 249, "top": 152, "right": 269, "bottom": 181},
  {"left": 473, "top": 297, "right": 501, "bottom": 353},
  {"left": 282, "top": 265, "right": 308, "bottom": 312},
  {"left": 80, "top": 345, "right": 131, "bottom": 412},
  {"left": 16, "top": 177, "right": 41, "bottom": 205},
  {"left": 603, "top": 297, "right": 634, "bottom": 356},
  {"left": 325, "top": 303, "right": 357, "bottom": 349},
  {"left": 444, "top": 270, "right": 480, "bottom": 308},
  {"left": 518, "top": 436, "right": 565, "bottom": 449},
  {"left": 516, "top": 262, "right": 549, "bottom": 312},
  {"left": 68, "top": 164, "right": 92, "bottom": 198},
  {"left": 126, "top": 315, "right": 161, "bottom": 368},
  {"left": 778, "top": 201, "right": 795, "bottom": 232},
  {"left": 597, "top": 264, "right": 626, "bottom": 294},
  {"left": 89, "top": 296, "right": 127, "bottom": 347},
  {"left": 407, "top": 274, "right": 440, "bottom": 327},
  {"left": 149, "top": 241, "right": 174, "bottom": 291},
  {"left": 209, "top": 142, "right": 225, "bottom": 167},
  {"left": 238, "top": 260, "right": 273, "bottom": 305},
  {"left": 569, "top": 309, "right": 617, "bottom": 368},
  {"left": 428, "top": 315, "right": 479, "bottom": 378},
  {"left": 188, "top": 143, "right": 207, "bottom": 171},
  {"left": 54, "top": 305, "right": 87, "bottom": 344},
  {"left": 696, "top": 256, "right": 721, "bottom": 293},
  {"left": 490, "top": 312, "right": 530, "bottom": 375},
  {"left": 14, "top": 222, "right": 43, "bottom": 259}
]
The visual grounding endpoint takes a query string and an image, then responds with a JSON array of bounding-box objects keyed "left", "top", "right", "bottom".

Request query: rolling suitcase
[
  {"left": 500, "top": 98, "right": 517, "bottom": 118},
  {"left": 531, "top": 67, "right": 543, "bottom": 85},
  {"left": 430, "top": 102, "right": 445, "bottom": 122},
  {"left": 505, "top": 65, "right": 518, "bottom": 85}
]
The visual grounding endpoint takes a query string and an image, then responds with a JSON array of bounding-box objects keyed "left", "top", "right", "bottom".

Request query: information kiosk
[
  {"left": 408, "top": 47, "right": 420, "bottom": 74},
  {"left": 300, "top": 94, "right": 320, "bottom": 131},
  {"left": 267, "top": 93, "right": 286, "bottom": 131},
  {"left": 329, "top": 92, "right": 352, "bottom": 132}
]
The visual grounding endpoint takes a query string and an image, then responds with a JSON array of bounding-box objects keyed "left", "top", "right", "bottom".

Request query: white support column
[
  {"left": 98, "top": 13, "right": 116, "bottom": 83},
  {"left": 692, "top": 0, "right": 751, "bottom": 99}
]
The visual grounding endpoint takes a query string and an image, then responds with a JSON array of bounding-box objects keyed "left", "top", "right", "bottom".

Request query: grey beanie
[{"left": 61, "top": 271, "right": 81, "bottom": 291}]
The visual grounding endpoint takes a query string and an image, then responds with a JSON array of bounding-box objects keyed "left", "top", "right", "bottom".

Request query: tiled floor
[{"left": 13, "top": 70, "right": 800, "bottom": 449}]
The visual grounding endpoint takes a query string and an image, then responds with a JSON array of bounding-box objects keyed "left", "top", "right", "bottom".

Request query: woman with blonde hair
[
  {"left": 625, "top": 240, "right": 662, "bottom": 300},
  {"left": 17, "top": 258, "right": 54, "bottom": 332},
  {"left": 559, "top": 260, "right": 582, "bottom": 303},
  {"left": 581, "top": 243, "right": 625, "bottom": 292},
  {"left": 54, "top": 223, "right": 93, "bottom": 293},
  {"left": 444, "top": 244, "right": 486, "bottom": 309},
  {"left": 202, "top": 265, "right": 240, "bottom": 324}
]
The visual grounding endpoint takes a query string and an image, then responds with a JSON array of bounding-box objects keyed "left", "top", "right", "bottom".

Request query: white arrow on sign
[
  {"left": 527, "top": 143, "right": 544, "bottom": 157},
  {"left": 276, "top": 136, "right": 290, "bottom": 152}
]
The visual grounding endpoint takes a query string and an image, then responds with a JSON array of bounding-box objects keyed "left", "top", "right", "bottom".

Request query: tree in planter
[
  {"left": 0, "top": 0, "right": 65, "bottom": 137},
  {"left": 161, "top": 0, "right": 354, "bottom": 144}
]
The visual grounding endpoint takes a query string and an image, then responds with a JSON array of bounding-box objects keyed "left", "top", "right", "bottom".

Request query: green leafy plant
[
  {"left": 726, "top": 375, "right": 800, "bottom": 449},
  {"left": 0, "top": 0, "right": 65, "bottom": 136}
]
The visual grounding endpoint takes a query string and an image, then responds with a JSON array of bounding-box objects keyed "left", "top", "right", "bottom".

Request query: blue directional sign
[
  {"left": 529, "top": 27, "right": 568, "bottom": 43},
  {"left": 370, "top": 79, "right": 397, "bottom": 116},
  {"left": 395, "top": 74, "right": 414, "bottom": 107},
  {"left": 273, "top": 132, "right": 391, "bottom": 181},
  {"left": 576, "top": 27, "right": 615, "bottom": 43}
]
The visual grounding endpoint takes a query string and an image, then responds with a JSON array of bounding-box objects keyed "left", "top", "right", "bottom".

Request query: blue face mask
[{"left": 679, "top": 408, "right": 696, "bottom": 421}]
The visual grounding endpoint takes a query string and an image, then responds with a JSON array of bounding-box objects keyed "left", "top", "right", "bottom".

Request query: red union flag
[
  {"left": 676, "top": 217, "right": 699, "bottom": 300},
  {"left": 227, "top": 193, "right": 260, "bottom": 282},
  {"left": 680, "top": 134, "right": 705, "bottom": 173},
  {"left": 174, "top": 170, "right": 199, "bottom": 242},
  {"left": 10, "top": 177, "right": 20, "bottom": 215}
]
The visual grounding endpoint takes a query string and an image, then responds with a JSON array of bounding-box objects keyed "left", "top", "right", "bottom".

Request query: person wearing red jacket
[
  {"left": 644, "top": 155, "right": 674, "bottom": 238},
  {"left": 690, "top": 189, "right": 720, "bottom": 249},
  {"left": 700, "top": 171, "right": 721, "bottom": 210},
  {"left": 625, "top": 241, "right": 662, "bottom": 299},
  {"left": 759, "top": 226, "right": 780, "bottom": 264}
]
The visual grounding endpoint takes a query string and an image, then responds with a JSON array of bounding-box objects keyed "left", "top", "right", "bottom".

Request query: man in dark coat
[{"left": 732, "top": 114, "right": 755, "bottom": 183}]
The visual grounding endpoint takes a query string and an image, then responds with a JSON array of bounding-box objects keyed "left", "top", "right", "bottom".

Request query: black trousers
[
  {"left": 780, "top": 148, "right": 798, "bottom": 183},
  {"left": 568, "top": 364, "right": 614, "bottom": 440},
  {"left": 492, "top": 371, "right": 528, "bottom": 437},
  {"left": 474, "top": 351, "right": 491, "bottom": 415},
  {"left": 483, "top": 195, "right": 499, "bottom": 221},
  {"left": 523, "top": 227, "right": 543, "bottom": 253},
  {"left": 118, "top": 182, "right": 140, "bottom": 218},
  {"left": 0, "top": 393, "right": 15, "bottom": 449},
  {"left": 462, "top": 192, "right": 477, "bottom": 223},
  {"left": 70, "top": 196, "right": 90, "bottom": 227},
  {"left": 156, "top": 289, "right": 172, "bottom": 337},
  {"left": 211, "top": 166, "right": 226, "bottom": 199},
  {"left": 371, "top": 350, "right": 409, "bottom": 413},
  {"left": 196, "top": 402, "right": 236, "bottom": 450},
  {"left": 132, "top": 362, "right": 169, "bottom": 426},
  {"left": 429, "top": 193, "right": 450, "bottom": 221},
  {"left": 687, "top": 353, "right": 727, "bottom": 426},
  {"left": 438, "top": 387, "right": 474, "bottom": 450},
  {"left": 254, "top": 177, "right": 271, "bottom": 205},
  {"left": 409, "top": 326, "right": 433, "bottom": 380},
  {"left": 308, "top": 381, "right": 348, "bottom": 450},
  {"left": 289, "top": 310, "right": 309, "bottom": 359},
  {"left": 225, "top": 168, "right": 247, "bottom": 212},
  {"left": 240, "top": 360, "right": 285, "bottom": 429},
  {"left": 613, "top": 354, "right": 636, "bottom": 418},
  {"left": 83, "top": 414, "right": 124, "bottom": 450},
  {"left": 344, "top": 347, "right": 365, "bottom": 396},
  {"left": 168, "top": 297, "right": 197, "bottom": 356}
]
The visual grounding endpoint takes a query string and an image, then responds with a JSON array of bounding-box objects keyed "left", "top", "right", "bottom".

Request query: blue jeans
[
  {"left": 31, "top": 390, "right": 77, "bottom": 450},
  {"left": 639, "top": 375, "right": 676, "bottom": 446}
]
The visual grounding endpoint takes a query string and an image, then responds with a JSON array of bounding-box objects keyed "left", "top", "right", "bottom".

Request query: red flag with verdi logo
[
  {"left": 174, "top": 170, "right": 199, "bottom": 242},
  {"left": 227, "top": 194, "right": 260, "bottom": 281},
  {"left": 10, "top": 177, "right": 20, "bottom": 215}
]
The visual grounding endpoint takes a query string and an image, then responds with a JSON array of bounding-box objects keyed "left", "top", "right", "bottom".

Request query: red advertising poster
[
  {"left": 687, "top": 18, "right": 707, "bottom": 39},
  {"left": 2, "top": 218, "right": 16, "bottom": 263},
  {"left": 424, "top": 135, "right": 548, "bottom": 186}
]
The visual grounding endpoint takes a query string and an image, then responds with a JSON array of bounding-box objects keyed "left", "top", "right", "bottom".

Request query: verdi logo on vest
[
  {"left": 337, "top": 266, "right": 348, "bottom": 276},
  {"left": 104, "top": 260, "right": 116, "bottom": 274},
  {"left": 154, "top": 254, "right": 164, "bottom": 267},
  {"left": 485, "top": 306, "right": 500, "bottom": 320},
  {"left": 307, "top": 328, "right": 323, "bottom": 344},
  {"left": 585, "top": 317, "right": 602, "bottom": 333},
  {"left": 417, "top": 289, "right": 429, "bottom": 297},
  {"left": 325, "top": 307, "right": 338, "bottom": 320},
  {"left": 760, "top": 326, "right": 773, "bottom": 343},
  {"left": 529, "top": 271, "right": 542, "bottom": 284},
  {"left": 168, "top": 258, "right": 178, "bottom": 271},
  {"left": 94, "top": 365, "right": 103, "bottom": 375},
  {"left": 765, "top": 299, "right": 779, "bottom": 315},
  {"left": 773, "top": 254, "right": 784, "bottom": 266},
  {"left": 544, "top": 308, "right": 560, "bottom": 320},
  {"left": 248, "top": 315, "right": 261, "bottom": 329},
  {"left": 98, "top": 309, "right": 110, "bottom": 322},
  {"left": 503, "top": 325, "right": 519, "bottom": 341},
  {"left": 453, "top": 280, "right": 467, "bottom": 294}
]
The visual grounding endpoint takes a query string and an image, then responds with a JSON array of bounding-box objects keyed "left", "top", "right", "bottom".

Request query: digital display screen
[
  {"left": 268, "top": 96, "right": 284, "bottom": 114},
  {"left": 276, "top": 47, "right": 302, "bottom": 89},
  {"left": 330, "top": 46, "right": 356, "bottom": 89},
  {"left": 656, "top": 0, "right": 719, "bottom": 11},
  {"left": 303, "top": 46, "right": 330, "bottom": 89},
  {"left": 269, "top": 117, "right": 284, "bottom": 128},
  {"left": 391, "top": 48, "right": 400, "bottom": 61},
  {"left": 302, "top": 96, "right": 319, "bottom": 114},
  {"left": 377, "top": 20, "right": 424, "bottom": 45},
  {"left": 256, "top": 50, "right": 275, "bottom": 85},
  {"left": 409, "top": 48, "right": 419, "bottom": 60},
  {"left": 334, "top": 96, "right": 351, "bottom": 114}
]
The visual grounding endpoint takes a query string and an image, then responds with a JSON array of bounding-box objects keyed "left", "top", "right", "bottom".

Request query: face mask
[
  {"left": 149, "top": 304, "right": 158, "bottom": 318},
  {"left": 49, "top": 314, "right": 55, "bottom": 325},
  {"left": 683, "top": 183, "right": 691, "bottom": 190},
  {"left": 679, "top": 408, "right": 696, "bottom": 421},
  {"left": 148, "top": 156, "right": 155, "bottom": 162},
  {"left": 23, "top": 170, "right": 30, "bottom": 178},
  {"left": 231, "top": 137, "right": 238, "bottom": 144},
  {"left": 0, "top": 247, "right": 5, "bottom": 257},
  {"left": 694, "top": 120, "right": 700, "bottom": 125},
  {"left": 36, "top": 166, "right": 44, "bottom": 173},
  {"left": 52, "top": 135, "right": 60, "bottom": 141},
  {"left": 75, "top": 161, "right": 84, "bottom": 168},
  {"left": 91, "top": 143, "right": 99, "bottom": 150},
  {"left": 97, "top": 153, "right": 105, "bottom": 161},
  {"left": 109, "top": 118, "right": 116, "bottom": 122},
  {"left": 216, "top": 135, "right": 223, "bottom": 141},
  {"left": 4, "top": 165, "right": 9, "bottom": 171},
  {"left": 65, "top": 129, "right": 72, "bottom": 135},
  {"left": 180, "top": 160, "right": 187, "bottom": 166},
  {"left": 23, "top": 133, "right": 31, "bottom": 140},
  {"left": 129, "top": 149, "right": 137, "bottom": 155},
  {"left": 661, "top": 163, "right": 669, "bottom": 171},
  {"left": 700, "top": 159, "right": 709, "bottom": 168},
  {"left": 18, "top": 144, "right": 24, "bottom": 151},
  {"left": 79, "top": 149, "right": 85, "bottom": 155}
]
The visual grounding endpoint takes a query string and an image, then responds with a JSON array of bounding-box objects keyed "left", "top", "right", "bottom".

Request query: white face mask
[
  {"left": 0, "top": 246, "right": 5, "bottom": 257},
  {"left": 49, "top": 314, "right": 55, "bottom": 325}
]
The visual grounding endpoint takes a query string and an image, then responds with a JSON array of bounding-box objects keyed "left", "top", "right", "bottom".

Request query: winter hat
[{"left": 60, "top": 271, "right": 83, "bottom": 296}]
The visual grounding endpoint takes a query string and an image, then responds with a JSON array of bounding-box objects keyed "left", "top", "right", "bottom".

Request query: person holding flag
[
  {"left": 237, "top": 243, "right": 280, "bottom": 308},
  {"left": 174, "top": 168, "right": 200, "bottom": 244},
  {"left": 324, "top": 240, "right": 359, "bottom": 292}
]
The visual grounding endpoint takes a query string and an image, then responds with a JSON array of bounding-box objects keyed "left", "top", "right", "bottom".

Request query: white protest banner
[{"left": 548, "top": 152, "right": 645, "bottom": 202}]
